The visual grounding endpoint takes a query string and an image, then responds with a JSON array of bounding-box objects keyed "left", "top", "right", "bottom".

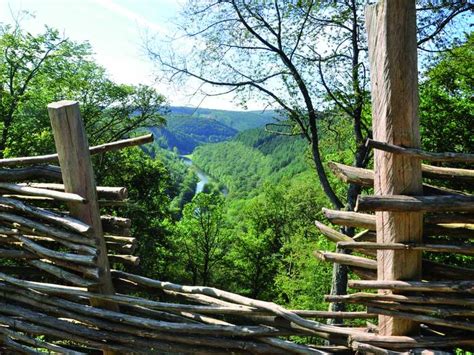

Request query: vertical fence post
[
  {"left": 366, "top": 1, "right": 423, "bottom": 336},
  {"left": 47, "top": 101, "right": 118, "bottom": 312}
]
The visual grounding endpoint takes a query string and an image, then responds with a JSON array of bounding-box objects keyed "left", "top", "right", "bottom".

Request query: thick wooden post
[
  {"left": 47, "top": 101, "right": 118, "bottom": 309},
  {"left": 366, "top": 1, "right": 423, "bottom": 336}
]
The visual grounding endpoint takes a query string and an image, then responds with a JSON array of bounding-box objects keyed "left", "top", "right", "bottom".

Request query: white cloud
[{"left": 91, "top": 0, "right": 168, "bottom": 35}]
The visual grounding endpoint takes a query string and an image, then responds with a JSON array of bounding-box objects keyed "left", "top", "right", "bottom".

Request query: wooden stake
[
  {"left": 366, "top": 0, "right": 423, "bottom": 336},
  {"left": 47, "top": 103, "right": 119, "bottom": 326}
]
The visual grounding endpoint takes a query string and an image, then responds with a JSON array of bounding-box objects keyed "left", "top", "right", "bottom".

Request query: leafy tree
[
  {"left": 0, "top": 23, "right": 89, "bottom": 157},
  {"left": 175, "top": 192, "right": 229, "bottom": 285},
  {"left": 0, "top": 22, "right": 175, "bottom": 282},
  {"left": 420, "top": 34, "right": 473, "bottom": 156},
  {"left": 152, "top": 0, "right": 471, "bottom": 315},
  {"left": 0, "top": 22, "right": 168, "bottom": 159},
  {"left": 151, "top": 0, "right": 471, "bottom": 210},
  {"left": 97, "top": 148, "right": 175, "bottom": 279}
]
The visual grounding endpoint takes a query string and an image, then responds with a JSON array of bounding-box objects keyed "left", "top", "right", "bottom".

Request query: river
[{"left": 180, "top": 156, "right": 210, "bottom": 194}]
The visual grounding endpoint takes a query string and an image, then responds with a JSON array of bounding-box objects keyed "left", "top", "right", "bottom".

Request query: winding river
[
  {"left": 180, "top": 156, "right": 211, "bottom": 194},
  {"left": 180, "top": 156, "right": 228, "bottom": 196}
]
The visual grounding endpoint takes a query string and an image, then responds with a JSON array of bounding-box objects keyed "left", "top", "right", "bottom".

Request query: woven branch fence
[
  {"left": 1, "top": 2, "right": 473, "bottom": 353},
  {"left": 0, "top": 98, "right": 472, "bottom": 354}
]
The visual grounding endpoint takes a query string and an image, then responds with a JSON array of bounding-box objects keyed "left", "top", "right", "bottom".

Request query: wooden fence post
[
  {"left": 47, "top": 101, "right": 118, "bottom": 310},
  {"left": 365, "top": 1, "right": 423, "bottom": 336}
]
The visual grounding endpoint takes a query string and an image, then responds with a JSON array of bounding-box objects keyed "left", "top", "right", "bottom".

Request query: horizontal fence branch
[
  {"left": 314, "top": 250, "right": 377, "bottom": 270},
  {"left": 0, "top": 165, "right": 62, "bottom": 182},
  {"left": 20, "top": 183, "right": 128, "bottom": 201},
  {"left": 367, "top": 306, "right": 474, "bottom": 332},
  {"left": 348, "top": 333, "right": 474, "bottom": 350},
  {"left": 0, "top": 134, "right": 153, "bottom": 167},
  {"left": 0, "top": 196, "right": 91, "bottom": 234},
  {"left": 325, "top": 292, "right": 474, "bottom": 308},
  {"left": 0, "top": 183, "right": 86, "bottom": 203},
  {"left": 328, "top": 161, "right": 473, "bottom": 188},
  {"left": 356, "top": 195, "right": 474, "bottom": 212},
  {"left": 367, "top": 138, "right": 474, "bottom": 163},
  {"left": 337, "top": 241, "right": 474, "bottom": 255},
  {"left": 348, "top": 280, "right": 474, "bottom": 294}
]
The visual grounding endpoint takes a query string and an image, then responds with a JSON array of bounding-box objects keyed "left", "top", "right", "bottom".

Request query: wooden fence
[
  {"left": 0, "top": 100, "right": 377, "bottom": 354},
  {"left": 0, "top": 1, "right": 472, "bottom": 353}
]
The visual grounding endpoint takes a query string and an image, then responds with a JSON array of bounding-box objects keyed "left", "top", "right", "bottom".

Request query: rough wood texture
[
  {"left": 328, "top": 161, "right": 373, "bottom": 187},
  {"left": 422, "top": 163, "right": 474, "bottom": 183},
  {"left": 110, "top": 271, "right": 366, "bottom": 337},
  {"left": 328, "top": 161, "right": 468, "bottom": 195},
  {"left": 367, "top": 138, "right": 474, "bottom": 163},
  {"left": 108, "top": 254, "right": 140, "bottom": 266},
  {"left": 0, "top": 165, "right": 62, "bottom": 182},
  {"left": 314, "top": 250, "right": 377, "bottom": 270},
  {"left": 425, "top": 213, "right": 474, "bottom": 224},
  {"left": 337, "top": 241, "right": 474, "bottom": 255},
  {"left": 314, "top": 221, "right": 353, "bottom": 243},
  {"left": 47, "top": 101, "right": 118, "bottom": 321},
  {"left": 367, "top": 306, "right": 474, "bottom": 332},
  {"left": 323, "top": 208, "right": 376, "bottom": 229},
  {"left": 349, "top": 280, "right": 474, "bottom": 294},
  {"left": 0, "top": 134, "right": 153, "bottom": 167},
  {"left": 0, "top": 182, "right": 85, "bottom": 202},
  {"left": 366, "top": 0, "right": 423, "bottom": 335},
  {"left": 356, "top": 195, "right": 474, "bottom": 212},
  {"left": 28, "top": 259, "right": 96, "bottom": 287},
  {"left": 349, "top": 333, "right": 474, "bottom": 350},
  {"left": 13, "top": 234, "right": 97, "bottom": 265},
  {"left": 325, "top": 292, "right": 474, "bottom": 308},
  {"left": 22, "top": 183, "right": 128, "bottom": 201},
  {"left": 0, "top": 211, "right": 96, "bottom": 246},
  {"left": 0, "top": 196, "right": 91, "bottom": 234}
]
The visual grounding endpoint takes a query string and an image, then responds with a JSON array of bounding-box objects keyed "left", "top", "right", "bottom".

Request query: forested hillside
[
  {"left": 150, "top": 115, "right": 237, "bottom": 154},
  {"left": 192, "top": 128, "right": 310, "bottom": 198},
  {"left": 150, "top": 107, "right": 279, "bottom": 154},
  {"left": 169, "top": 106, "right": 278, "bottom": 131}
]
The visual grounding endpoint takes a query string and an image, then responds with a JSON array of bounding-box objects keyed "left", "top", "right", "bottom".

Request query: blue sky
[{"left": 0, "top": 0, "right": 242, "bottom": 109}]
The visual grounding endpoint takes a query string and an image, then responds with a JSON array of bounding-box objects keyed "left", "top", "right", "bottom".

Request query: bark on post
[
  {"left": 365, "top": 1, "right": 423, "bottom": 336},
  {"left": 47, "top": 102, "right": 118, "bottom": 313}
]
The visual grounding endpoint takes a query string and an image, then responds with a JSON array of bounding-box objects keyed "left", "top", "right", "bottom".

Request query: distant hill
[
  {"left": 192, "top": 127, "right": 309, "bottom": 198},
  {"left": 149, "top": 106, "right": 281, "bottom": 154},
  {"left": 150, "top": 116, "right": 238, "bottom": 154},
  {"left": 168, "top": 106, "right": 279, "bottom": 131}
]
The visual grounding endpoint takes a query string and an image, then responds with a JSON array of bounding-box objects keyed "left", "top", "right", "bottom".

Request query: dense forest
[
  {"left": 0, "top": 1, "right": 472, "bottom": 320},
  {"left": 150, "top": 107, "right": 279, "bottom": 154}
]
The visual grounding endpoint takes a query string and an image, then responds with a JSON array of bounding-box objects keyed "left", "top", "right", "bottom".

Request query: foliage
[
  {"left": 96, "top": 148, "right": 176, "bottom": 279},
  {"left": 168, "top": 106, "right": 278, "bottom": 131},
  {"left": 0, "top": 22, "right": 174, "bottom": 280},
  {"left": 193, "top": 127, "right": 309, "bottom": 198},
  {"left": 219, "top": 174, "right": 334, "bottom": 308},
  {"left": 0, "top": 24, "right": 89, "bottom": 157},
  {"left": 0, "top": 23, "right": 167, "bottom": 159},
  {"left": 143, "top": 143, "right": 199, "bottom": 213},
  {"left": 150, "top": 107, "right": 283, "bottom": 154},
  {"left": 153, "top": 0, "right": 471, "bottom": 209},
  {"left": 150, "top": 115, "right": 238, "bottom": 154},
  {"left": 174, "top": 192, "right": 229, "bottom": 285},
  {"left": 0, "top": 6, "right": 472, "bottom": 321},
  {"left": 420, "top": 34, "right": 473, "bottom": 156}
]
